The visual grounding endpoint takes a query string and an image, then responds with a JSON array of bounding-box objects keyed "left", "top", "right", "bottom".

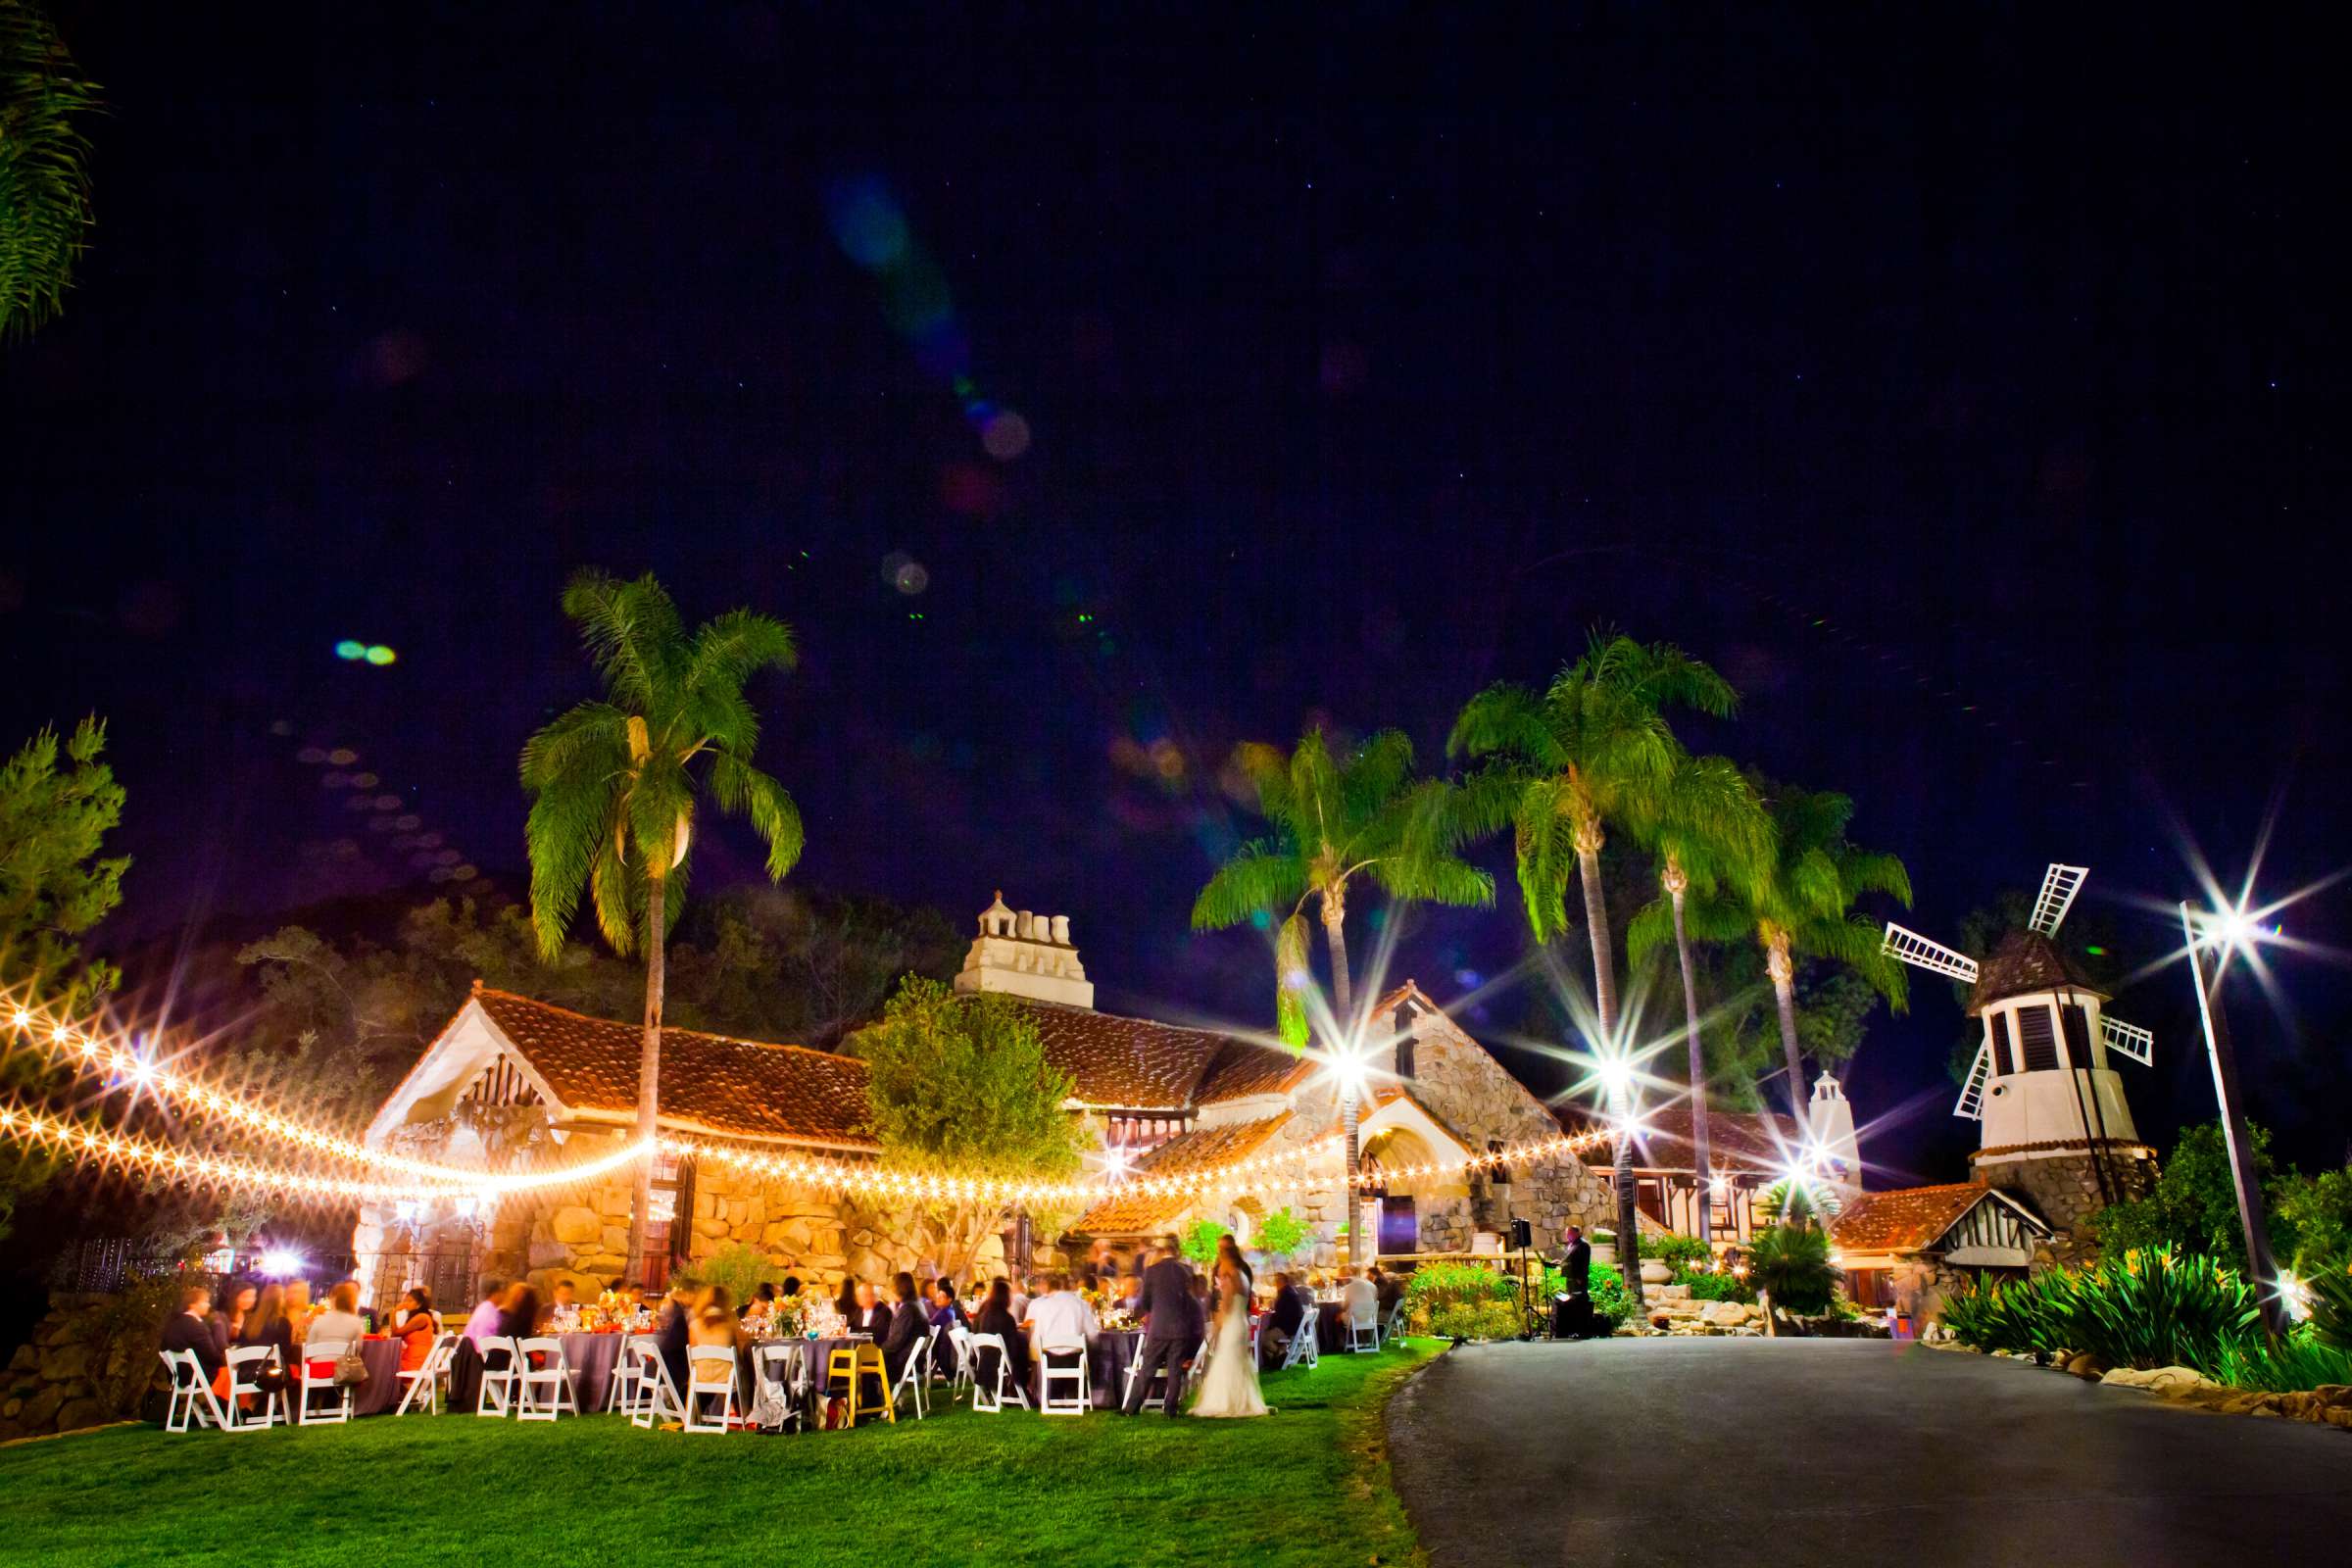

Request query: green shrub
[
  {"left": 1647, "top": 1233, "right": 1711, "bottom": 1271},
  {"left": 1179, "top": 1219, "right": 1227, "bottom": 1268},
  {"left": 2214, "top": 1327, "right": 2352, "bottom": 1392},
  {"left": 1252, "top": 1206, "right": 1309, "bottom": 1263},
  {"left": 1679, "top": 1269, "right": 1756, "bottom": 1304},
  {"left": 1748, "top": 1225, "right": 1838, "bottom": 1315},
  {"left": 1403, "top": 1260, "right": 1513, "bottom": 1332},
  {"left": 693, "top": 1242, "right": 782, "bottom": 1307},
  {"left": 2300, "top": 1254, "right": 2352, "bottom": 1349},
  {"left": 1941, "top": 1247, "right": 2264, "bottom": 1375},
  {"left": 1429, "top": 1299, "right": 1523, "bottom": 1341},
  {"left": 1588, "top": 1262, "right": 1632, "bottom": 1329}
]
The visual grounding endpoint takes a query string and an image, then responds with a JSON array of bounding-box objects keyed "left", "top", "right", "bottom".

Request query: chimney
[{"left": 953, "top": 891, "right": 1095, "bottom": 1008}]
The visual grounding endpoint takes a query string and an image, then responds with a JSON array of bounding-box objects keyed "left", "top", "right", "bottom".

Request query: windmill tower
[{"left": 1882, "top": 864, "right": 2158, "bottom": 1258}]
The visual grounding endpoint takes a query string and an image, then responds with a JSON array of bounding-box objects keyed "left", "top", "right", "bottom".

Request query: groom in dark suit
[{"left": 1120, "top": 1243, "right": 1201, "bottom": 1415}]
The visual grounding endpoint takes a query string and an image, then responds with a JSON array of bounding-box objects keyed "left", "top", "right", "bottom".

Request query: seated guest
[
  {"left": 740, "top": 1281, "right": 779, "bottom": 1320},
  {"left": 494, "top": 1282, "right": 543, "bottom": 1340},
  {"left": 160, "top": 1284, "right": 226, "bottom": 1394},
  {"left": 848, "top": 1280, "right": 893, "bottom": 1339},
  {"left": 779, "top": 1275, "right": 803, "bottom": 1299},
  {"left": 1021, "top": 1271, "right": 1100, "bottom": 1352},
  {"left": 282, "top": 1279, "right": 315, "bottom": 1348},
  {"left": 834, "top": 1276, "right": 860, "bottom": 1324},
  {"left": 1343, "top": 1268, "right": 1379, "bottom": 1328},
  {"left": 308, "top": 1281, "right": 368, "bottom": 1350},
  {"left": 1370, "top": 1263, "right": 1404, "bottom": 1318},
  {"left": 970, "top": 1278, "right": 1031, "bottom": 1392},
  {"left": 233, "top": 1284, "right": 298, "bottom": 1405},
  {"left": 926, "top": 1279, "right": 966, "bottom": 1333},
  {"left": 547, "top": 1279, "right": 580, "bottom": 1328},
  {"left": 1114, "top": 1273, "right": 1143, "bottom": 1310},
  {"left": 1263, "top": 1270, "right": 1305, "bottom": 1363},
  {"left": 461, "top": 1278, "right": 506, "bottom": 1347},
  {"left": 657, "top": 1285, "right": 696, "bottom": 1395},
  {"left": 881, "top": 1271, "right": 927, "bottom": 1382},
  {"left": 210, "top": 1282, "right": 257, "bottom": 1359},
  {"left": 1006, "top": 1275, "right": 1031, "bottom": 1323},
  {"left": 386, "top": 1287, "right": 437, "bottom": 1372},
  {"left": 1077, "top": 1263, "right": 1101, "bottom": 1294},
  {"left": 691, "top": 1285, "right": 746, "bottom": 1349},
  {"left": 1088, "top": 1239, "right": 1121, "bottom": 1281}
]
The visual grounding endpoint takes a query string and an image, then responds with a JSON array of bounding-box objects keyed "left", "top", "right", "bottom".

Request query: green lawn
[{"left": 0, "top": 1341, "right": 1440, "bottom": 1565}]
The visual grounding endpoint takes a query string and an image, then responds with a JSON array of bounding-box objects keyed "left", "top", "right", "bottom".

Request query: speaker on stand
[{"left": 1509, "top": 1218, "right": 1537, "bottom": 1339}]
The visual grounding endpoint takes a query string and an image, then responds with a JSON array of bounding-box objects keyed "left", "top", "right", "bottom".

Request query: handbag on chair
[{"left": 334, "top": 1346, "right": 369, "bottom": 1385}]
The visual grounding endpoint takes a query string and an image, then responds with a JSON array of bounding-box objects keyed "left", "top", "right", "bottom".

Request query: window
[
  {"left": 2016, "top": 1005, "right": 2059, "bottom": 1072},
  {"left": 1396, "top": 1034, "right": 1417, "bottom": 1080},
  {"left": 1103, "top": 1114, "right": 1189, "bottom": 1155},
  {"left": 1991, "top": 1011, "right": 2017, "bottom": 1075},
  {"left": 2059, "top": 1004, "right": 2094, "bottom": 1070}
]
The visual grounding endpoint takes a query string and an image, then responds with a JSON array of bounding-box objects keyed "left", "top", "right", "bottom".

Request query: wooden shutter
[{"left": 2016, "top": 1005, "right": 2059, "bottom": 1072}]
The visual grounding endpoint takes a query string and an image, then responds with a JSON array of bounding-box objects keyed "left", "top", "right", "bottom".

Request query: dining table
[{"left": 346, "top": 1338, "right": 409, "bottom": 1416}]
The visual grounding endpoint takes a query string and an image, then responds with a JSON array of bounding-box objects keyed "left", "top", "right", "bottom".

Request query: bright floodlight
[
  {"left": 1594, "top": 1056, "right": 1634, "bottom": 1101},
  {"left": 258, "top": 1249, "right": 306, "bottom": 1278},
  {"left": 1329, "top": 1043, "right": 1370, "bottom": 1097}
]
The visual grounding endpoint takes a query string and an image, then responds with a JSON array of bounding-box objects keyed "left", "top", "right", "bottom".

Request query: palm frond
[
  {"left": 709, "top": 753, "right": 805, "bottom": 881},
  {"left": 0, "top": 4, "right": 101, "bottom": 340},
  {"left": 1192, "top": 839, "right": 1306, "bottom": 930},
  {"left": 1625, "top": 898, "right": 1677, "bottom": 967},
  {"left": 1274, "top": 911, "right": 1312, "bottom": 1049},
  {"left": 561, "top": 568, "right": 685, "bottom": 710},
  {"left": 685, "top": 608, "right": 797, "bottom": 697},
  {"left": 1340, "top": 729, "right": 1415, "bottom": 825},
  {"left": 517, "top": 702, "right": 629, "bottom": 789},
  {"left": 1446, "top": 683, "right": 1559, "bottom": 767},
  {"left": 523, "top": 776, "right": 615, "bottom": 958},
  {"left": 1227, "top": 741, "right": 1297, "bottom": 829},
  {"left": 1838, "top": 849, "right": 1913, "bottom": 907},
  {"left": 587, "top": 836, "right": 636, "bottom": 956},
  {"left": 1288, "top": 727, "right": 1342, "bottom": 848},
  {"left": 1510, "top": 778, "right": 1577, "bottom": 944}
]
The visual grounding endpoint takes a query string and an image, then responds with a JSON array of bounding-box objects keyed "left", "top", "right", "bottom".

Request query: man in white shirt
[
  {"left": 1004, "top": 1275, "right": 1030, "bottom": 1324},
  {"left": 1021, "top": 1272, "right": 1100, "bottom": 1352},
  {"left": 1343, "top": 1268, "right": 1379, "bottom": 1328}
]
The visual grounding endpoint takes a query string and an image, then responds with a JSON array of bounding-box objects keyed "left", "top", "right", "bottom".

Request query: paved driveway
[{"left": 1386, "top": 1338, "right": 2352, "bottom": 1567}]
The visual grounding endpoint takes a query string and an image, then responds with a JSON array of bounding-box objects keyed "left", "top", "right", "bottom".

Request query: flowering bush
[
  {"left": 1429, "top": 1300, "right": 1523, "bottom": 1341},
  {"left": 1941, "top": 1246, "right": 2263, "bottom": 1375}
]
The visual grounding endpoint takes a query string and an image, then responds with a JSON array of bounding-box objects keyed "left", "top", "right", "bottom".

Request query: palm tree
[
  {"left": 521, "top": 569, "right": 804, "bottom": 1282},
  {"left": 1716, "top": 782, "right": 1911, "bottom": 1119},
  {"left": 1623, "top": 755, "right": 1771, "bottom": 1246},
  {"left": 1, "top": 1, "right": 102, "bottom": 340},
  {"left": 1450, "top": 633, "right": 1738, "bottom": 1298},
  {"left": 1193, "top": 727, "right": 1492, "bottom": 1266}
]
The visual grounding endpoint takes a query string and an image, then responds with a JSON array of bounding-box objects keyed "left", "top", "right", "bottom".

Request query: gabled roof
[
  {"left": 1072, "top": 1112, "right": 1295, "bottom": 1236},
  {"left": 468, "top": 988, "right": 877, "bottom": 1148},
  {"left": 1969, "top": 930, "right": 2107, "bottom": 1014},
  {"left": 1194, "top": 1037, "right": 1313, "bottom": 1104},
  {"left": 1830, "top": 1183, "right": 2049, "bottom": 1254},
  {"left": 1009, "top": 998, "right": 1292, "bottom": 1110}
]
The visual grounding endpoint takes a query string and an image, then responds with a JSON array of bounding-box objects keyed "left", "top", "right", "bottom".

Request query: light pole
[{"left": 2180, "top": 901, "right": 2290, "bottom": 1337}]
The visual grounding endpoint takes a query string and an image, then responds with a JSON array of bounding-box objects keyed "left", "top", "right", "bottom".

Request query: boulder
[
  {"left": 7, "top": 1345, "right": 37, "bottom": 1374},
  {"left": 54, "top": 1396, "right": 110, "bottom": 1434},
  {"left": 17, "top": 1385, "right": 66, "bottom": 1431},
  {"left": 1700, "top": 1299, "right": 1751, "bottom": 1326},
  {"left": 2099, "top": 1364, "right": 2217, "bottom": 1396},
  {"left": 37, "top": 1344, "right": 90, "bottom": 1384},
  {"left": 549, "top": 1206, "right": 604, "bottom": 1247},
  {"left": 2062, "top": 1351, "right": 2107, "bottom": 1381}
]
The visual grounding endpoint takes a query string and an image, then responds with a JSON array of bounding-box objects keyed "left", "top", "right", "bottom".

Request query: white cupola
[
  {"left": 953, "top": 891, "right": 1094, "bottom": 1008},
  {"left": 1806, "top": 1073, "right": 1863, "bottom": 1200}
]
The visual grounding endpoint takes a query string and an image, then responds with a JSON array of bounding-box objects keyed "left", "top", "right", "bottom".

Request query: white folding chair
[
  {"left": 475, "top": 1336, "right": 519, "bottom": 1417},
  {"left": 751, "top": 1342, "right": 807, "bottom": 1428},
  {"left": 890, "top": 1333, "right": 932, "bottom": 1420},
  {"left": 604, "top": 1335, "right": 658, "bottom": 1414},
  {"left": 1382, "top": 1301, "right": 1409, "bottom": 1345},
  {"left": 159, "top": 1349, "right": 230, "bottom": 1433},
  {"left": 514, "top": 1336, "right": 577, "bottom": 1421},
  {"left": 1347, "top": 1304, "right": 1381, "bottom": 1353},
  {"left": 1279, "top": 1314, "right": 1320, "bottom": 1370},
  {"left": 394, "top": 1333, "right": 459, "bottom": 1416},
  {"left": 965, "top": 1334, "right": 1030, "bottom": 1413},
  {"left": 947, "top": 1324, "right": 976, "bottom": 1401},
  {"left": 684, "top": 1346, "right": 737, "bottom": 1433},
  {"left": 628, "top": 1342, "right": 685, "bottom": 1429},
  {"left": 221, "top": 1346, "right": 285, "bottom": 1432},
  {"left": 1036, "top": 1340, "right": 1089, "bottom": 1416},
  {"left": 297, "top": 1340, "right": 355, "bottom": 1425}
]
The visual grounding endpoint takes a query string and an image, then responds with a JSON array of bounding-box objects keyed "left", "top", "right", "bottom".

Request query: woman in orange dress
[{"left": 386, "top": 1286, "right": 438, "bottom": 1372}]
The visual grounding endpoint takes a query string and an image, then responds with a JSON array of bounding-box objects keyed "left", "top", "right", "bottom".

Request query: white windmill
[{"left": 1881, "top": 865, "right": 2154, "bottom": 1195}]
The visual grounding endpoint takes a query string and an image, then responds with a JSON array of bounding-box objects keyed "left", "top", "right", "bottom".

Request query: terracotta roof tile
[
  {"left": 1009, "top": 1000, "right": 1243, "bottom": 1109},
  {"left": 1194, "top": 1038, "right": 1312, "bottom": 1104},
  {"left": 1830, "top": 1183, "right": 2016, "bottom": 1254},
  {"left": 1969, "top": 930, "right": 2106, "bottom": 1014},
  {"left": 472, "top": 989, "right": 876, "bottom": 1149},
  {"left": 1073, "top": 1113, "right": 1294, "bottom": 1235}
]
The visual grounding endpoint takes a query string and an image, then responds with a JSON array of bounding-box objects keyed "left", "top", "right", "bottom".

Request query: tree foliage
[
  {"left": 1194, "top": 726, "right": 1490, "bottom": 1044},
  {"left": 1746, "top": 1222, "right": 1838, "bottom": 1316},
  {"left": 1180, "top": 1218, "right": 1227, "bottom": 1268},
  {"left": 2094, "top": 1120, "right": 2352, "bottom": 1272},
  {"left": 0, "top": 0, "right": 102, "bottom": 340},
  {"left": 844, "top": 976, "right": 1087, "bottom": 1279},
  {"left": 0, "top": 717, "right": 126, "bottom": 1242},
  {"left": 1252, "top": 1205, "right": 1309, "bottom": 1262}
]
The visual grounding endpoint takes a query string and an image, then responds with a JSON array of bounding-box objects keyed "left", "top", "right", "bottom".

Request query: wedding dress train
[{"left": 1191, "top": 1288, "right": 1269, "bottom": 1418}]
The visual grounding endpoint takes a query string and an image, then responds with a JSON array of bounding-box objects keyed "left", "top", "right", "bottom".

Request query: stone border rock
[{"left": 2098, "top": 1363, "right": 2352, "bottom": 1429}]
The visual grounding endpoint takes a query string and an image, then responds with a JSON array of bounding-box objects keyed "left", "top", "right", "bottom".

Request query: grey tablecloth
[
  {"left": 1027, "top": 1330, "right": 1138, "bottom": 1409},
  {"left": 347, "top": 1340, "right": 406, "bottom": 1416},
  {"left": 1314, "top": 1300, "right": 1348, "bottom": 1351},
  {"left": 560, "top": 1332, "right": 629, "bottom": 1412}
]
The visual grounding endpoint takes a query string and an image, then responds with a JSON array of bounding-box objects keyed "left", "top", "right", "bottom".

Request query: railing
[{"left": 58, "top": 1239, "right": 483, "bottom": 1318}]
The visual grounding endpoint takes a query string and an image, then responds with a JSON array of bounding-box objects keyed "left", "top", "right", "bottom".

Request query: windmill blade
[
  {"left": 1954, "top": 1042, "right": 1991, "bottom": 1120},
  {"left": 2100, "top": 1014, "right": 2153, "bottom": 1066},
  {"left": 1883, "top": 923, "right": 1982, "bottom": 983},
  {"left": 2030, "top": 863, "right": 2089, "bottom": 935}
]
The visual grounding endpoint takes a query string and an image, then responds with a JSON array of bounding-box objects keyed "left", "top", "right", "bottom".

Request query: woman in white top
[{"left": 306, "top": 1281, "right": 369, "bottom": 1350}]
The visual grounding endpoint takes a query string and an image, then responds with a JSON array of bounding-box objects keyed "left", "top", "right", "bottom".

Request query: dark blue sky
[{"left": 5, "top": 5, "right": 2345, "bottom": 1177}]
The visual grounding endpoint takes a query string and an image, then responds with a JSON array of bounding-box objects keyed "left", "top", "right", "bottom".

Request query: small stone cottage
[{"left": 353, "top": 893, "right": 1623, "bottom": 1309}]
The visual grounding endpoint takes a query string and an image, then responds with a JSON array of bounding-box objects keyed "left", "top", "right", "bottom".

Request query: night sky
[{"left": 5, "top": 6, "right": 2345, "bottom": 1181}]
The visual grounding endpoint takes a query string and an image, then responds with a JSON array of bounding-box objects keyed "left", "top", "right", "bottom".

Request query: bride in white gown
[{"left": 1192, "top": 1237, "right": 1269, "bottom": 1418}]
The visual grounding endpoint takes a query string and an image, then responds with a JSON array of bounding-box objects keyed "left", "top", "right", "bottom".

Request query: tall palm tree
[
  {"left": 1623, "top": 755, "right": 1771, "bottom": 1246},
  {"left": 1193, "top": 727, "right": 1492, "bottom": 1266},
  {"left": 521, "top": 569, "right": 804, "bottom": 1282},
  {"left": 1699, "top": 782, "right": 1912, "bottom": 1120},
  {"left": 0, "top": 1, "right": 102, "bottom": 340},
  {"left": 1450, "top": 633, "right": 1738, "bottom": 1298}
]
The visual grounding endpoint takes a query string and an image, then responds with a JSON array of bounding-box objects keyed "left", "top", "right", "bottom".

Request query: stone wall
[
  {"left": 1976, "top": 1142, "right": 2157, "bottom": 1269},
  {"left": 0, "top": 1293, "right": 151, "bottom": 1443}
]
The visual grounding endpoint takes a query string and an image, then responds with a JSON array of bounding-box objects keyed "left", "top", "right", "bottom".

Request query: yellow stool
[{"left": 823, "top": 1343, "right": 895, "bottom": 1427}]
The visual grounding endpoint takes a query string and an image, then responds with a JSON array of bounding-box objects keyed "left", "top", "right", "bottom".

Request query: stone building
[
  {"left": 353, "top": 896, "right": 1622, "bottom": 1307},
  {"left": 1832, "top": 1182, "right": 2055, "bottom": 1322}
]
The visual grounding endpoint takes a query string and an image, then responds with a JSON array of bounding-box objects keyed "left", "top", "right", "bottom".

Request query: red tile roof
[
  {"left": 1194, "top": 1037, "right": 1313, "bottom": 1104},
  {"left": 1009, "top": 999, "right": 1289, "bottom": 1110},
  {"left": 1072, "top": 1113, "right": 1295, "bottom": 1236},
  {"left": 1831, "top": 1183, "right": 2008, "bottom": 1254},
  {"left": 471, "top": 988, "right": 877, "bottom": 1149}
]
